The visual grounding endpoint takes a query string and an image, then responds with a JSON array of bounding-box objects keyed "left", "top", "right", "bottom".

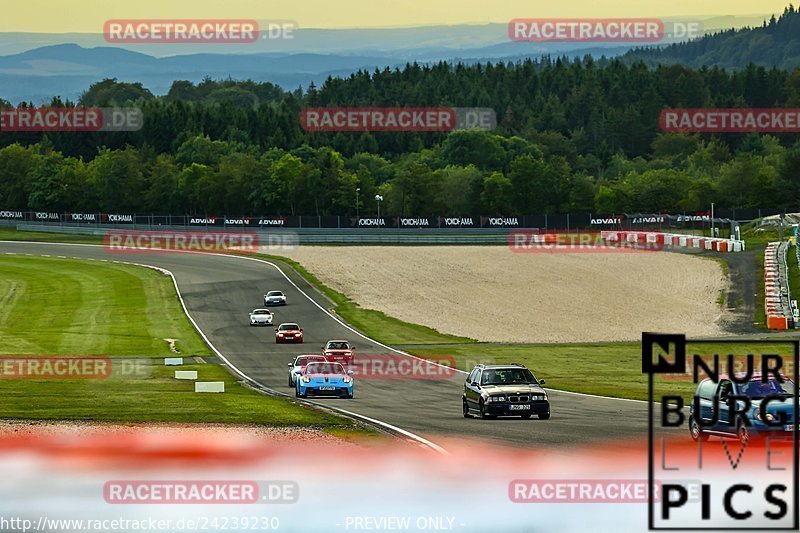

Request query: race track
[{"left": 0, "top": 241, "right": 655, "bottom": 449}]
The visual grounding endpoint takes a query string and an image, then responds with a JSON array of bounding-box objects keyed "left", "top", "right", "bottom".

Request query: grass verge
[
  {"left": 0, "top": 255, "right": 370, "bottom": 433},
  {"left": 405, "top": 341, "right": 796, "bottom": 402}
]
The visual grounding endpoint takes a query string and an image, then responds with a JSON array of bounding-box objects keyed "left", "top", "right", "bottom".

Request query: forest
[{"left": 1, "top": 9, "right": 800, "bottom": 216}]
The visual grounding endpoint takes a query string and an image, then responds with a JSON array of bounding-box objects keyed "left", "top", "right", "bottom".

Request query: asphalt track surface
[{"left": 0, "top": 241, "right": 658, "bottom": 450}]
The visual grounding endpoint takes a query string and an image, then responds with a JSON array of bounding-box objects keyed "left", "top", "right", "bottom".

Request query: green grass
[
  {"left": 406, "top": 341, "right": 796, "bottom": 402},
  {"left": 703, "top": 256, "right": 729, "bottom": 307},
  {"left": 0, "top": 256, "right": 211, "bottom": 356},
  {"left": 0, "top": 226, "right": 104, "bottom": 244},
  {"left": 0, "top": 255, "right": 370, "bottom": 432}
]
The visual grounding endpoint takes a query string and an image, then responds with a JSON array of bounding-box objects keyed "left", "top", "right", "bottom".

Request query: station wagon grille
[{"left": 508, "top": 395, "right": 529, "bottom": 403}]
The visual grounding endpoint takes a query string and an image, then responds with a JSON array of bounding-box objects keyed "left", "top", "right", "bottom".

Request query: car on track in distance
[
  {"left": 275, "top": 323, "right": 303, "bottom": 343},
  {"left": 689, "top": 373, "right": 797, "bottom": 444},
  {"left": 249, "top": 308, "right": 274, "bottom": 326},
  {"left": 296, "top": 361, "right": 354, "bottom": 398},
  {"left": 288, "top": 354, "right": 328, "bottom": 387},
  {"left": 463, "top": 363, "right": 550, "bottom": 420},
  {"left": 322, "top": 339, "right": 355, "bottom": 365},
  {"left": 264, "top": 290, "right": 287, "bottom": 306}
]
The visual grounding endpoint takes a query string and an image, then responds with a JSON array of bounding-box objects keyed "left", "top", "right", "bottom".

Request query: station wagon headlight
[{"left": 487, "top": 396, "right": 505, "bottom": 403}]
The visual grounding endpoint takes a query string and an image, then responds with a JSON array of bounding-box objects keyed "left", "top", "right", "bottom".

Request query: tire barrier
[
  {"left": 599, "top": 231, "right": 745, "bottom": 252},
  {"left": 764, "top": 241, "right": 794, "bottom": 330}
]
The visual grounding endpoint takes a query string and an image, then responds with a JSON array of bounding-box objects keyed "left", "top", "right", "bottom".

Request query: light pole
[
  {"left": 355, "top": 187, "right": 360, "bottom": 219},
  {"left": 710, "top": 202, "right": 715, "bottom": 237},
  {"left": 375, "top": 194, "right": 383, "bottom": 219}
]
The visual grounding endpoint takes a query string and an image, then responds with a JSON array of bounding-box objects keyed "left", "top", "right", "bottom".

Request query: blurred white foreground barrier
[{"left": 175, "top": 370, "right": 198, "bottom": 380}]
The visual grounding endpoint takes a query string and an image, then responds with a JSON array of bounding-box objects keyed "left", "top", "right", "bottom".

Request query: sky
[{"left": 1, "top": 0, "right": 793, "bottom": 32}]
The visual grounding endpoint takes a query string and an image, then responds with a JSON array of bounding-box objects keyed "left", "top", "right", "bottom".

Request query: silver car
[
  {"left": 287, "top": 354, "right": 328, "bottom": 387},
  {"left": 249, "top": 308, "right": 274, "bottom": 326},
  {"left": 264, "top": 290, "right": 287, "bottom": 306}
]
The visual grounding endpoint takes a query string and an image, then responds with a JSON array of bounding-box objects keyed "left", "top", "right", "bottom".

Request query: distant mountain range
[{"left": 0, "top": 13, "right": 782, "bottom": 104}]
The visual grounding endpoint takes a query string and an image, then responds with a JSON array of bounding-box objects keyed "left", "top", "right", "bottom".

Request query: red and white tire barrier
[
  {"left": 764, "top": 241, "right": 792, "bottom": 330},
  {"left": 600, "top": 231, "right": 744, "bottom": 253}
]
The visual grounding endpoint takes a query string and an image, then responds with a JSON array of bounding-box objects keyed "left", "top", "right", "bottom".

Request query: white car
[
  {"left": 264, "top": 290, "right": 287, "bottom": 306},
  {"left": 287, "top": 354, "right": 328, "bottom": 387},
  {"left": 249, "top": 308, "right": 274, "bottom": 326}
]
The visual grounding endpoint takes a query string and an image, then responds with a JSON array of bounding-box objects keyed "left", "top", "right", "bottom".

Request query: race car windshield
[
  {"left": 268, "top": 292, "right": 283, "bottom": 297},
  {"left": 297, "top": 356, "right": 325, "bottom": 365},
  {"left": 481, "top": 369, "right": 537, "bottom": 386},
  {"left": 253, "top": 310, "right": 270, "bottom": 315},
  {"left": 306, "top": 363, "right": 345, "bottom": 375},
  {"left": 279, "top": 324, "right": 299, "bottom": 331},
  {"left": 328, "top": 342, "right": 349, "bottom": 349},
  {"left": 741, "top": 378, "right": 795, "bottom": 398}
]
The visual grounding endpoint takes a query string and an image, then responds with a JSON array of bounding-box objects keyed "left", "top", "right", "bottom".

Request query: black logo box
[{"left": 643, "top": 333, "right": 799, "bottom": 531}]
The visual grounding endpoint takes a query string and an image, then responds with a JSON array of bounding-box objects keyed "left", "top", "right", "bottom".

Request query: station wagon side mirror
[
  {"left": 274, "top": 328, "right": 279, "bottom": 332},
  {"left": 539, "top": 379, "right": 546, "bottom": 385},
  {"left": 471, "top": 381, "right": 480, "bottom": 388}
]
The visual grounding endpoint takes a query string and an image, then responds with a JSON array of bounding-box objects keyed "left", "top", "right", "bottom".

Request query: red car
[
  {"left": 275, "top": 323, "right": 303, "bottom": 343},
  {"left": 322, "top": 339, "right": 355, "bottom": 365}
]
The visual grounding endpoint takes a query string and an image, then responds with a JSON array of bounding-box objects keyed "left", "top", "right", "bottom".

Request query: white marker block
[
  {"left": 164, "top": 357, "right": 183, "bottom": 366},
  {"left": 175, "top": 370, "right": 198, "bottom": 380},
  {"left": 195, "top": 382, "right": 225, "bottom": 393}
]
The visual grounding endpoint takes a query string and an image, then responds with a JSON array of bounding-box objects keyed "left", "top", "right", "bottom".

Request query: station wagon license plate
[
  {"left": 318, "top": 386, "right": 335, "bottom": 390},
  {"left": 509, "top": 405, "right": 530, "bottom": 410}
]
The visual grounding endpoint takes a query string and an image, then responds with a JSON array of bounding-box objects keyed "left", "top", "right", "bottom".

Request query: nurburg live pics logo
[{"left": 642, "top": 333, "right": 799, "bottom": 530}]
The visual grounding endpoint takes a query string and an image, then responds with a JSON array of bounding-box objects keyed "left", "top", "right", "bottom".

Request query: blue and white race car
[{"left": 295, "top": 361, "right": 354, "bottom": 399}]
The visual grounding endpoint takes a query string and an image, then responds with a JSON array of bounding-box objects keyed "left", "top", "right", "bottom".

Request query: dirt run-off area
[{"left": 282, "top": 246, "right": 730, "bottom": 343}]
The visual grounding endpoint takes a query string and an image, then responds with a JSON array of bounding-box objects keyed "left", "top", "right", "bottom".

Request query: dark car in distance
[
  {"left": 463, "top": 364, "right": 550, "bottom": 420},
  {"left": 689, "top": 374, "right": 796, "bottom": 444}
]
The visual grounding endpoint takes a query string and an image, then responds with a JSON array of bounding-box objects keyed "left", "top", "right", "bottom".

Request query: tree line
[{"left": 1, "top": 49, "right": 800, "bottom": 215}]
